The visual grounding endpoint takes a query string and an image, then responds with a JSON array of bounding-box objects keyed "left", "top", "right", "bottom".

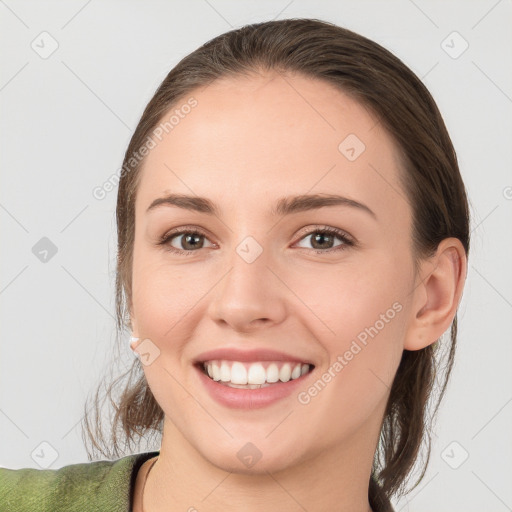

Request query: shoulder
[{"left": 0, "top": 451, "right": 159, "bottom": 512}]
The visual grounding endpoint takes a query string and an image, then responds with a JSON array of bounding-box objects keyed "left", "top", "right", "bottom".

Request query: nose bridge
[
  {"left": 224, "top": 233, "right": 272, "bottom": 298},
  {"left": 208, "top": 232, "right": 286, "bottom": 328}
]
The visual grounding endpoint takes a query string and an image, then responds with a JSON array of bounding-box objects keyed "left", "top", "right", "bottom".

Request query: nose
[{"left": 206, "top": 240, "right": 287, "bottom": 332}]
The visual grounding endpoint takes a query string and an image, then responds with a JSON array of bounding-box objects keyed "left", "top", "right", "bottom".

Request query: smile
[{"left": 200, "top": 360, "right": 314, "bottom": 389}]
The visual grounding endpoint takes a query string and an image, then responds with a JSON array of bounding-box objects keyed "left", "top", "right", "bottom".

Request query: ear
[
  {"left": 129, "top": 313, "right": 141, "bottom": 351},
  {"left": 404, "top": 237, "right": 467, "bottom": 351}
]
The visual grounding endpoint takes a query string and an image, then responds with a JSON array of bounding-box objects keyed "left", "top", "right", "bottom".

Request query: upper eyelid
[{"left": 295, "top": 225, "right": 353, "bottom": 241}]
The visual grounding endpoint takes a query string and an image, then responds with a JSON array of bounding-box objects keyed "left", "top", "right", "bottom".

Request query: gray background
[{"left": 1, "top": 1, "right": 511, "bottom": 511}]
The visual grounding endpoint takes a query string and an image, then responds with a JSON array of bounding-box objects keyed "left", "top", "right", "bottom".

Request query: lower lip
[{"left": 195, "top": 364, "right": 313, "bottom": 409}]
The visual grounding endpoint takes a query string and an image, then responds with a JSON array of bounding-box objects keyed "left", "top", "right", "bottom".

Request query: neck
[{"left": 144, "top": 414, "right": 382, "bottom": 512}]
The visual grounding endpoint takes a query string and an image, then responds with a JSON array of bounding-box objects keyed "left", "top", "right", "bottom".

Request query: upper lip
[{"left": 194, "top": 348, "right": 315, "bottom": 366}]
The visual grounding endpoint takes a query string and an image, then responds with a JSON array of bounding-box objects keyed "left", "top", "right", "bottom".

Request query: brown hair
[{"left": 82, "top": 18, "right": 471, "bottom": 507}]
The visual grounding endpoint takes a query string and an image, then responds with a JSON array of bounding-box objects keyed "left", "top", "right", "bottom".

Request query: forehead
[{"left": 136, "top": 72, "right": 410, "bottom": 225}]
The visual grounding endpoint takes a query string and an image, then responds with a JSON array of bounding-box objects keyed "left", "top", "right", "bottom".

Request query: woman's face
[{"left": 130, "top": 72, "right": 420, "bottom": 473}]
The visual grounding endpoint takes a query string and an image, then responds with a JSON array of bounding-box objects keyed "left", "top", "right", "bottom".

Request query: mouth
[{"left": 194, "top": 360, "right": 315, "bottom": 389}]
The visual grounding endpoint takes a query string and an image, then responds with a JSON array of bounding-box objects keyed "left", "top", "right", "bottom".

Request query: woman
[{"left": 0, "top": 18, "right": 469, "bottom": 512}]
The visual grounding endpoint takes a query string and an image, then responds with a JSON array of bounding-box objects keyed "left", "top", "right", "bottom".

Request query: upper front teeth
[{"left": 203, "top": 360, "right": 311, "bottom": 385}]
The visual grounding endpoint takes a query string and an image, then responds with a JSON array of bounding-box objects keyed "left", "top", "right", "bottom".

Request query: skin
[{"left": 129, "top": 71, "right": 467, "bottom": 512}]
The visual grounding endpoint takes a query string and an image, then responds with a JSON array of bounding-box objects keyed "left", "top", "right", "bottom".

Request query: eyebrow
[{"left": 146, "top": 193, "right": 376, "bottom": 219}]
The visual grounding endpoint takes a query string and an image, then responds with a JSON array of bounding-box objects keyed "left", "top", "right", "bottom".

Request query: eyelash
[{"left": 157, "top": 225, "right": 355, "bottom": 256}]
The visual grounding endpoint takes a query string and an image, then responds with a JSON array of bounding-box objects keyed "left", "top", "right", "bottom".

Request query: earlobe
[
  {"left": 404, "top": 238, "right": 467, "bottom": 351},
  {"left": 129, "top": 317, "right": 140, "bottom": 352}
]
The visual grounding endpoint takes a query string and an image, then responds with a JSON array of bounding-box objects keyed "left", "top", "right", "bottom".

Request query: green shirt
[
  {"left": 1, "top": 450, "right": 394, "bottom": 511},
  {"left": 0, "top": 450, "right": 160, "bottom": 511}
]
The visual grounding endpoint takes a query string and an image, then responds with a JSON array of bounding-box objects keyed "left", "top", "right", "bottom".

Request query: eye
[
  {"left": 293, "top": 226, "right": 354, "bottom": 254},
  {"left": 158, "top": 225, "right": 354, "bottom": 256},
  {"left": 158, "top": 227, "right": 214, "bottom": 256}
]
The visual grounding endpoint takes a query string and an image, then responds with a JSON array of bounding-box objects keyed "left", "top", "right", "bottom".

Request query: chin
[{"left": 196, "top": 435, "right": 307, "bottom": 476}]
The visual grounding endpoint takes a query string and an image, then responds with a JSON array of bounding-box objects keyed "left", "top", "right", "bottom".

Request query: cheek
[
  {"left": 291, "top": 254, "right": 407, "bottom": 401},
  {"left": 294, "top": 270, "right": 406, "bottom": 440},
  {"left": 293, "top": 252, "right": 408, "bottom": 341},
  {"left": 131, "top": 248, "right": 205, "bottom": 337},
  {"left": 130, "top": 254, "right": 205, "bottom": 413}
]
